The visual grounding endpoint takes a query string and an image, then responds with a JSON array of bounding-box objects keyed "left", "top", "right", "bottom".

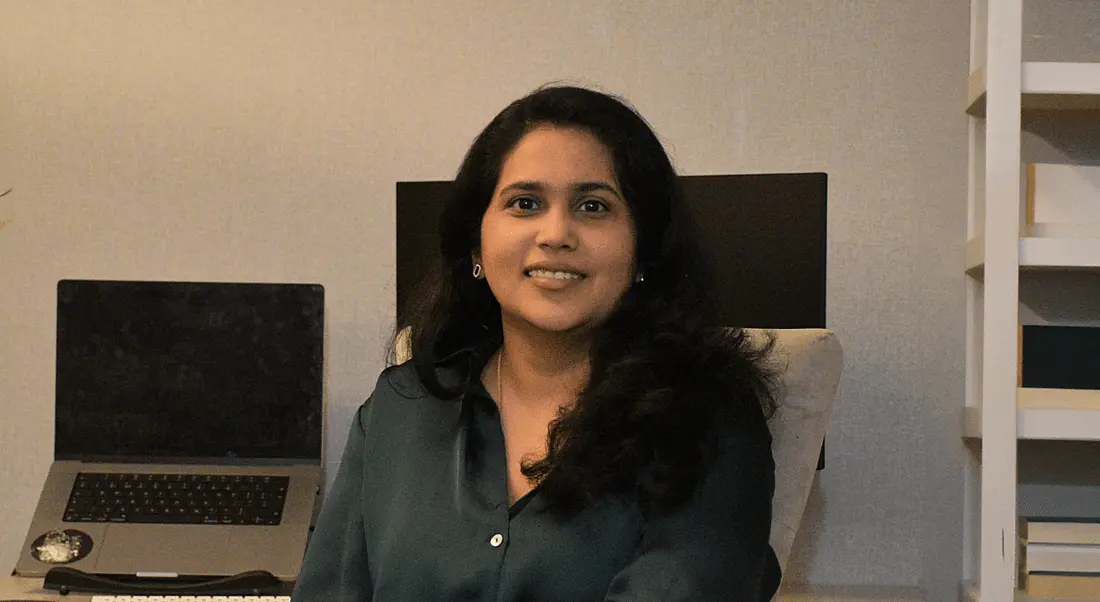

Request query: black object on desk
[{"left": 43, "top": 567, "right": 283, "bottom": 596}]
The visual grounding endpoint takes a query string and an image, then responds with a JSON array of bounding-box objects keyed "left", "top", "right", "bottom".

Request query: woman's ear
[{"left": 470, "top": 251, "right": 485, "bottom": 279}]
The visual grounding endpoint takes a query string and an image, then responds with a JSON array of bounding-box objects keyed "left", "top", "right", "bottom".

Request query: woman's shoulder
[
  {"left": 374, "top": 348, "right": 475, "bottom": 395},
  {"left": 363, "top": 356, "right": 473, "bottom": 413},
  {"left": 374, "top": 360, "right": 422, "bottom": 395}
]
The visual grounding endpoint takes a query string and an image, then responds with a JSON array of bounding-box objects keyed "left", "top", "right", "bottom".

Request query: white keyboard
[{"left": 90, "top": 597, "right": 290, "bottom": 601}]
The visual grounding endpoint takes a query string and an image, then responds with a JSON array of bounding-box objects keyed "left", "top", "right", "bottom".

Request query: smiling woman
[
  {"left": 292, "top": 86, "right": 782, "bottom": 602},
  {"left": 477, "top": 126, "right": 636, "bottom": 339}
]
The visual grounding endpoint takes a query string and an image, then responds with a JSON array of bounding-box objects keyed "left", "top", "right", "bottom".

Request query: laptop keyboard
[{"left": 64, "top": 473, "right": 290, "bottom": 526}]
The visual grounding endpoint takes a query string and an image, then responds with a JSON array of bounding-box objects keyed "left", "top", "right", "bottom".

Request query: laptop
[{"left": 15, "top": 279, "right": 325, "bottom": 584}]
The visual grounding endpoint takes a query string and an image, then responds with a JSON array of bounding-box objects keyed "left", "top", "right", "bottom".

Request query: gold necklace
[{"left": 497, "top": 348, "right": 504, "bottom": 409}]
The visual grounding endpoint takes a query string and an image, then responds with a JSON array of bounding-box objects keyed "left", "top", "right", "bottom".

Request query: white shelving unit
[
  {"left": 963, "top": 2, "right": 1100, "bottom": 601},
  {"left": 965, "top": 384, "right": 1100, "bottom": 442},
  {"left": 964, "top": 406, "right": 1100, "bottom": 441},
  {"left": 962, "top": 582, "right": 1100, "bottom": 602},
  {"left": 966, "top": 235, "right": 1100, "bottom": 272},
  {"left": 967, "top": 62, "right": 1100, "bottom": 115}
]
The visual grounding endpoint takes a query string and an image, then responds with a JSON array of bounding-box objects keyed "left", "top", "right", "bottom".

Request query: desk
[
  {"left": 4, "top": 573, "right": 929, "bottom": 602},
  {"left": 0, "top": 575, "right": 89, "bottom": 601},
  {"left": 0, "top": 575, "right": 296, "bottom": 601},
  {"left": 3, "top": 577, "right": 925, "bottom": 602}
]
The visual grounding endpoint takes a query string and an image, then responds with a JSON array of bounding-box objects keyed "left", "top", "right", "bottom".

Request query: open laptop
[{"left": 15, "top": 279, "right": 325, "bottom": 584}]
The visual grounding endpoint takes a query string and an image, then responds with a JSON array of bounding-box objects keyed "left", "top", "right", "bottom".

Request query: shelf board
[
  {"left": 1020, "top": 236, "right": 1100, "bottom": 269},
  {"left": 1017, "top": 590, "right": 1093, "bottom": 602},
  {"left": 964, "top": 406, "right": 1100, "bottom": 440},
  {"left": 964, "top": 582, "right": 1096, "bottom": 602},
  {"left": 964, "top": 388, "right": 1100, "bottom": 441},
  {"left": 964, "top": 235, "right": 1100, "bottom": 272},
  {"left": 967, "top": 62, "right": 1100, "bottom": 116}
]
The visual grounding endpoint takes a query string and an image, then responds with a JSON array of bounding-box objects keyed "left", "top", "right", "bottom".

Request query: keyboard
[
  {"left": 64, "top": 472, "right": 290, "bottom": 526},
  {"left": 90, "top": 597, "right": 290, "bottom": 601}
]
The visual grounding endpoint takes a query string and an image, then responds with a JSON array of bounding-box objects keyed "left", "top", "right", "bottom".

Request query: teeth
[{"left": 527, "top": 269, "right": 583, "bottom": 280}]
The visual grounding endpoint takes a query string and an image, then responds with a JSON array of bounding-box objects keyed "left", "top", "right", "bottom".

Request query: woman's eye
[
  {"left": 509, "top": 197, "right": 540, "bottom": 211},
  {"left": 579, "top": 199, "right": 608, "bottom": 213}
]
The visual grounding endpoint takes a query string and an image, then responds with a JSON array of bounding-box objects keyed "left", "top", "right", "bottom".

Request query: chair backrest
[
  {"left": 392, "top": 327, "right": 843, "bottom": 575},
  {"left": 744, "top": 328, "right": 843, "bottom": 573}
]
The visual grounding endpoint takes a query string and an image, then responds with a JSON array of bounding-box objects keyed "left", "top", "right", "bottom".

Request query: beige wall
[{"left": 0, "top": 2, "right": 969, "bottom": 598}]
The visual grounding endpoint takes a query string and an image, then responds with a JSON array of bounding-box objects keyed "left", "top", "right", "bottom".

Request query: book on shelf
[
  {"left": 1017, "top": 387, "right": 1100, "bottom": 410},
  {"left": 1026, "top": 571, "right": 1100, "bottom": 599},
  {"left": 1026, "top": 163, "right": 1100, "bottom": 238},
  {"left": 1018, "top": 518, "right": 1100, "bottom": 581},
  {"left": 1018, "top": 325, "right": 1100, "bottom": 391},
  {"left": 1022, "top": 517, "right": 1100, "bottom": 546},
  {"left": 1025, "top": 543, "right": 1100, "bottom": 573}
]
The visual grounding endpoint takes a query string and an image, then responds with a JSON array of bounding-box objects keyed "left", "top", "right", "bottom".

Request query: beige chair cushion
[
  {"left": 745, "top": 328, "right": 843, "bottom": 574},
  {"left": 393, "top": 327, "right": 843, "bottom": 575}
]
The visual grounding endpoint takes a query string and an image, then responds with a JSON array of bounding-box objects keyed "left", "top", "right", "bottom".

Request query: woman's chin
[{"left": 509, "top": 312, "right": 595, "bottom": 336}]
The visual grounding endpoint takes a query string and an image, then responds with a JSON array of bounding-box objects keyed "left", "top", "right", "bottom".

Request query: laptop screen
[{"left": 54, "top": 280, "right": 324, "bottom": 463}]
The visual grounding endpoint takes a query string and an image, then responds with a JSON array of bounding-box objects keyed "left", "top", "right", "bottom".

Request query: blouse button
[{"left": 490, "top": 533, "right": 504, "bottom": 547}]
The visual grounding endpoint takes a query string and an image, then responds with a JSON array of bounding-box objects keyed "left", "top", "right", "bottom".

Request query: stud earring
[
  {"left": 472, "top": 263, "right": 483, "bottom": 279},
  {"left": 634, "top": 272, "right": 645, "bottom": 283}
]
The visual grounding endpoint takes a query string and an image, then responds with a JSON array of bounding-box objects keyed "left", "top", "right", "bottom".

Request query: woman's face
[{"left": 477, "top": 126, "right": 637, "bottom": 337}]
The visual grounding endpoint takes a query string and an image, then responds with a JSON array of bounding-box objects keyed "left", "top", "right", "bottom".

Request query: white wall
[{"left": 0, "top": 2, "right": 970, "bottom": 599}]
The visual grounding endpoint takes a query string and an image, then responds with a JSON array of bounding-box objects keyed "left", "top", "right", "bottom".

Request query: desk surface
[
  {"left": 0, "top": 574, "right": 89, "bottom": 601},
  {"left": 4, "top": 574, "right": 927, "bottom": 602},
  {"left": 0, "top": 575, "right": 300, "bottom": 601}
]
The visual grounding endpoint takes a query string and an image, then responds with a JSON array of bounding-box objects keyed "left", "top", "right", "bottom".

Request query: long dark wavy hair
[{"left": 393, "top": 84, "right": 778, "bottom": 516}]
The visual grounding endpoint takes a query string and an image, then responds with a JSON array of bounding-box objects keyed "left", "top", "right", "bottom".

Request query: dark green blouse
[{"left": 291, "top": 351, "right": 780, "bottom": 602}]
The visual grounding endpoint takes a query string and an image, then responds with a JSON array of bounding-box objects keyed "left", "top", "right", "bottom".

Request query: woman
[{"left": 292, "top": 85, "right": 781, "bottom": 601}]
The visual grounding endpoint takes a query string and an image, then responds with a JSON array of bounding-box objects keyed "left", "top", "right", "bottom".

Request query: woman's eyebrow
[
  {"left": 574, "top": 182, "right": 623, "bottom": 200},
  {"left": 498, "top": 181, "right": 623, "bottom": 200},
  {"left": 498, "top": 181, "right": 543, "bottom": 195}
]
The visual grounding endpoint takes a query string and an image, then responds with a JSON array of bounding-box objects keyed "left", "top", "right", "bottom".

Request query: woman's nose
[{"left": 535, "top": 205, "right": 577, "bottom": 250}]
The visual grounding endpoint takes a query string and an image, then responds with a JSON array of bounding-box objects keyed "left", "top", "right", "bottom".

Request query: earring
[
  {"left": 634, "top": 272, "right": 645, "bottom": 283},
  {"left": 472, "top": 263, "right": 483, "bottom": 279}
]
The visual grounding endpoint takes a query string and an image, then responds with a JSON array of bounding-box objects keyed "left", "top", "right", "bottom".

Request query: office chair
[{"left": 393, "top": 327, "right": 843, "bottom": 577}]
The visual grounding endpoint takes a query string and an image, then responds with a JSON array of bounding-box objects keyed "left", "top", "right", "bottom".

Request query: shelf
[
  {"left": 961, "top": 8, "right": 1100, "bottom": 601},
  {"left": 1020, "top": 236, "right": 1100, "bottom": 269},
  {"left": 967, "top": 62, "right": 1100, "bottom": 116},
  {"left": 1018, "top": 590, "right": 1097, "bottom": 602},
  {"left": 1028, "top": 223, "right": 1100, "bottom": 239},
  {"left": 965, "top": 583, "right": 1100, "bottom": 602},
  {"left": 964, "top": 235, "right": 1100, "bottom": 272},
  {"left": 965, "top": 584, "right": 1100, "bottom": 602},
  {"left": 964, "top": 388, "right": 1100, "bottom": 441}
]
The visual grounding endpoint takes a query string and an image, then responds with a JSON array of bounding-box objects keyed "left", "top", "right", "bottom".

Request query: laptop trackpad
[{"left": 94, "top": 524, "right": 244, "bottom": 576}]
